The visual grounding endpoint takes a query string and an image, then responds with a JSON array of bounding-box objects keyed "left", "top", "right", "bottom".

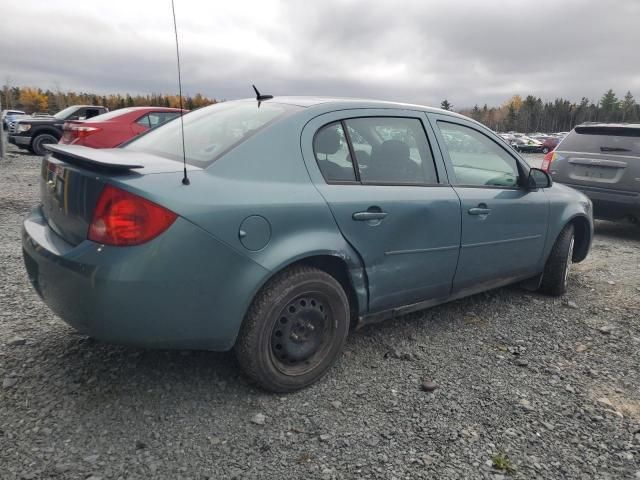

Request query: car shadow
[
  {"left": 22, "top": 278, "right": 543, "bottom": 403},
  {"left": 26, "top": 332, "right": 261, "bottom": 406},
  {"left": 594, "top": 219, "right": 640, "bottom": 242}
]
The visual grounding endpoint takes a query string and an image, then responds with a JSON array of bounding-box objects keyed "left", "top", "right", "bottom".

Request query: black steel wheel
[
  {"left": 235, "top": 265, "right": 350, "bottom": 392},
  {"left": 31, "top": 133, "right": 58, "bottom": 156}
]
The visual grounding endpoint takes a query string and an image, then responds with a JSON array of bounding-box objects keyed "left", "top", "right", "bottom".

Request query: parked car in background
[
  {"left": 60, "top": 107, "right": 185, "bottom": 148},
  {"left": 2, "top": 109, "right": 26, "bottom": 130},
  {"left": 544, "top": 123, "right": 640, "bottom": 222},
  {"left": 22, "top": 97, "right": 593, "bottom": 392},
  {"left": 9, "top": 105, "right": 108, "bottom": 155},
  {"left": 540, "top": 136, "right": 560, "bottom": 153},
  {"left": 510, "top": 136, "right": 543, "bottom": 153}
]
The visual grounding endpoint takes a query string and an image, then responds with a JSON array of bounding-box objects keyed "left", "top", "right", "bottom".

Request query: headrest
[
  {"left": 372, "top": 140, "right": 410, "bottom": 163},
  {"left": 315, "top": 126, "right": 341, "bottom": 155}
]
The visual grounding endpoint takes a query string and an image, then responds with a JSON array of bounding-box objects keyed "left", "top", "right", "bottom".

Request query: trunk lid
[
  {"left": 552, "top": 125, "right": 640, "bottom": 193},
  {"left": 40, "top": 145, "right": 199, "bottom": 245}
]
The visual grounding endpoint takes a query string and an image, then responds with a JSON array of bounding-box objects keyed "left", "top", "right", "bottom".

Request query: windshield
[
  {"left": 125, "top": 101, "right": 301, "bottom": 166},
  {"left": 54, "top": 106, "right": 80, "bottom": 119}
]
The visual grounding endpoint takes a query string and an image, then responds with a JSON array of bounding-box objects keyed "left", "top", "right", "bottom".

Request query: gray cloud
[{"left": 1, "top": 0, "right": 639, "bottom": 107}]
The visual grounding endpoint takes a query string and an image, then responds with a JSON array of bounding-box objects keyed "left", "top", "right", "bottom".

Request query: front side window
[
  {"left": 313, "top": 122, "right": 357, "bottom": 182},
  {"left": 437, "top": 122, "right": 520, "bottom": 188},
  {"left": 344, "top": 117, "right": 438, "bottom": 184}
]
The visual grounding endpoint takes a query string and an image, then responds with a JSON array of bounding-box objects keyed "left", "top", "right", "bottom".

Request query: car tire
[
  {"left": 542, "top": 147, "right": 550, "bottom": 154},
  {"left": 234, "top": 265, "right": 350, "bottom": 392},
  {"left": 538, "top": 224, "right": 575, "bottom": 296},
  {"left": 31, "top": 133, "right": 58, "bottom": 156}
]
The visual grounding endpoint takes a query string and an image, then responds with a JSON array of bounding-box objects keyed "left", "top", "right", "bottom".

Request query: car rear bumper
[
  {"left": 22, "top": 206, "right": 269, "bottom": 350},
  {"left": 9, "top": 135, "right": 31, "bottom": 146},
  {"left": 562, "top": 182, "right": 640, "bottom": 220}
]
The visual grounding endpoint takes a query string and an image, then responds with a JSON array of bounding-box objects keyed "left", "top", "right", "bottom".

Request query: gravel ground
[{"left": 1, "top": 146, "right": 639, "bottom": 480}]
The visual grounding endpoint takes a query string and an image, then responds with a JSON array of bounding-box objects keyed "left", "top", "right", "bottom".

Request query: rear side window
[
  {"left": 559, "top": 128, "right": 640, "bottom": 155},
  {"left": 313, "top": 122, "right": 357, "bottom": 182},
  {"left": 136, "top": 114, "right": 152, "bottom": 129},
  {"left": 126, "top": 102, "right": 301, "bottom": 166},
  {"left": 148, "top": 111, "right": 180, "bottom": 128},
  {"left": 437, "top": 122, "right": 520, "bottom": 188},
  {"left": 85, "top": 108, "right": 102, "bottom": 119}
]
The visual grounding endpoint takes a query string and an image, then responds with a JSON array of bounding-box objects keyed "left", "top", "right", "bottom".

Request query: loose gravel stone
[
  {"left": 6, "top": 337, "right": 26, "bottom": 346},
  {"left": 598, "top": 325, "right": 614, "bottom": 335},
  {"left": 251, "top": 413, "right": 266, "bottom": 425},
  {"left": 421, "top": 379, "right": 438, "bottom": 392},
  {"left": 1, "top": 148, "right": 639, "bottom": 479},
  {"left": 2, "top": 377, "right": 18, "bottom": 389}
]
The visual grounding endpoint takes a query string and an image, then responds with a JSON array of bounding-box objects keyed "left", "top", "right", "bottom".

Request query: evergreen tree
[
  {"left": 471, "top": 104, "right": 481, "bottom": 120},
  {"left": 599, "top": 89, "right": 619, "bottom": 122},
  {"left": 620, "top": 91, "right": 637, "bottom": 122},
  {"left": 440, "top": 99, "right": 452, "bottom": 111}
]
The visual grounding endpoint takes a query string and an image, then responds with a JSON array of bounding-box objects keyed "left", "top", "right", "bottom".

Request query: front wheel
[
  {"left": 542, "top": 147, "right": 550, "bottom": 154},
  {"left": 234, "top": 265, "right": 350, "bottom": 392},
  {"left": 31, "top": 133, "right": 58, "bottom": 156},
  {"left": 538, "top": 224, "right": 574, "bottom": 296}
]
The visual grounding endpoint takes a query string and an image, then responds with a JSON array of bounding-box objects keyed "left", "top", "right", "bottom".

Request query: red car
[
  {"left": 540, "top": 137, "right": 560, "bottom": 154},
  {"left": 60, "top": 107, "right": 185, "bottom": 148}
]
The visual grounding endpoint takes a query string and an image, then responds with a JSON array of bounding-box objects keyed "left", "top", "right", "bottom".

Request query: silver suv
[{"left": 547, "top": 123, "right": 640, "bottom": 222}]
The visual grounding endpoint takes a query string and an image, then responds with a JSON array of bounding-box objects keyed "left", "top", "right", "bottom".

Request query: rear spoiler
[{"left": 45, "top": 144, "right": 144, "bottom": 173}]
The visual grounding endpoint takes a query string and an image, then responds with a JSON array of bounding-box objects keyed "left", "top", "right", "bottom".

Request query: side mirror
[{"left": 527, "top": 167, "right": 552, "bottom": 189}]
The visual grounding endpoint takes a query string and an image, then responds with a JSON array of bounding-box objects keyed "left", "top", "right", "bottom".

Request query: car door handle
[
  {"left": 353, "top": 211, "right": 388, "bottom": 221},
  {"left": 468, "top": 205, "right": 491, "bottom": 215}
]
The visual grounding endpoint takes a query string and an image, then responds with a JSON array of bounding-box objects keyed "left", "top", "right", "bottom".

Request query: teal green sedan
[{"left": 22, "top": 97, "right": 593, "bottom": 392}]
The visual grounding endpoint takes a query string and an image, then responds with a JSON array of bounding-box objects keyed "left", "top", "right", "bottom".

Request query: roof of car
[
  {"left": 576, "top": 122, "right": 640, "bottom": 129},
  {"left": 238, "top": 96, "right": 468, "bottom": 119}
]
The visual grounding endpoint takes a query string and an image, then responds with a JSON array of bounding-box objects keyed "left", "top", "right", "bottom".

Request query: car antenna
[
  {"left": 252, "top": 84, "right": 273, "bottom": 106},
  {"left": 171, "top": 0, "right": 189, "bottom": 186}
]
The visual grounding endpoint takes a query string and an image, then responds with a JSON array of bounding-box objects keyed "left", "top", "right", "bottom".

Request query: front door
[
  {"left": 301, "top": 110, "right": 462, "bottom": 313},
  {"left": 429, "top": 115, "right": 549, "bottom": 294}
]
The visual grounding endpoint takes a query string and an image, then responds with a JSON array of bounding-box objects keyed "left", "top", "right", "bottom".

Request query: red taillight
[
  {"left": 63, "top": 123, "right": 101, "bottom": 142},
  {"left": 541, "top": 150, "right": 555, "bottom": 172},
  {"left": 88, "top": 185, "right": 177, "bottom": 246}
]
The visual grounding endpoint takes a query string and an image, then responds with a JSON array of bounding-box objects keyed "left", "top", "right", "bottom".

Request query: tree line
[
  {"left": 447, "top": 89, "right": 640, "bottom": 133},
  {"left": 1, "top": 85, "right": 218, "bottom": 114},
  {"left": 5, "top": 84, "right": 639, "bottom": 135}
]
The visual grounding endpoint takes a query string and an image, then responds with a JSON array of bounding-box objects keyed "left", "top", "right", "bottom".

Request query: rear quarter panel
[{"left": 114, "top": 111, "right": 368, "bottom": 322}]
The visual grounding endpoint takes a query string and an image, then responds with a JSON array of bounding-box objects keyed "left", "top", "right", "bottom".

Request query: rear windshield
[
  {"left": 559, "top": 127, "right": 640, "bottom": 156},
  {"left": 125, "top": 101, "right": 301, "bottom": 166},
  {"left": 86, "top": 108, "right": 137, "bottom": 121}
]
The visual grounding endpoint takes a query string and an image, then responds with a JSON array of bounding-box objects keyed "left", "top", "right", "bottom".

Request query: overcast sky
[{"left": 1, "top": 0, "right": 639, "bottom": 107}]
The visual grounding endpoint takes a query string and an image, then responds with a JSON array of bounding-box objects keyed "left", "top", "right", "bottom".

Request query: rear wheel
[
  {"left": 539, "top": 224, "right": 574, "bottom": 296},
  {"left": 235, "top": 265, "right": 350, "bottom": 392},
  {"left": 542, "top": 147, "right": 550, "bottom": 154},
  {"left": 31, "top": 133, "right": 58, "bottom": 156}
]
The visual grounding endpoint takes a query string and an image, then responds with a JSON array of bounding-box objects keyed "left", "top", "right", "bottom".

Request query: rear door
[
  {"left": 429, "top": 114, "right": 549, "bottom": 294},
  {"left": 301, "top": 109, "right": 461, "bottom": 313},
  {"left": 551, "top": 125, "right": 640, "bottom": 194}
]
